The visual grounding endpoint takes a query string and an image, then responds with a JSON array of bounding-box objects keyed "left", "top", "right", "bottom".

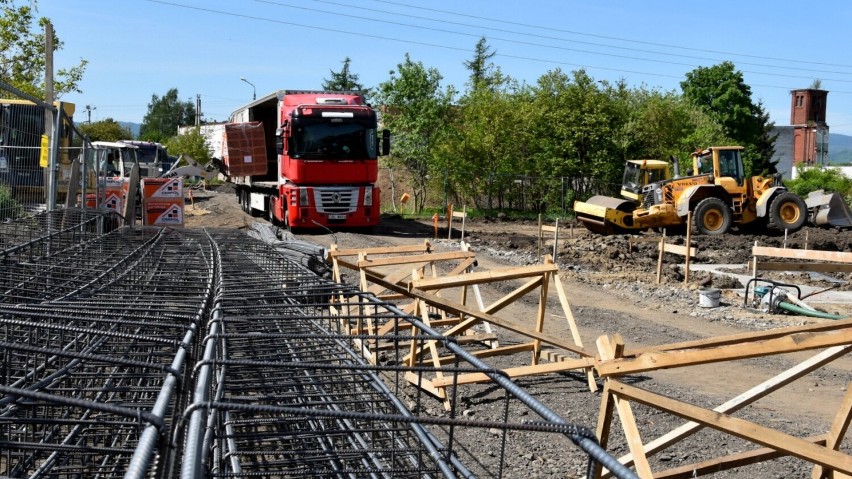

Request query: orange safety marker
[{"left": 432, "top": 213, "right": 439, "bottom": 239}]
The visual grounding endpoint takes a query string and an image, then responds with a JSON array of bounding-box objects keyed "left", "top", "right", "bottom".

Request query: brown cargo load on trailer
[{"left": 222, "top": 122, "right": 267, "bottom": 176}]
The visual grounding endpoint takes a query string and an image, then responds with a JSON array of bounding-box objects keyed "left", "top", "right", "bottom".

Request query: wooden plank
[
  {"left": 627, "top": 317, "right": 852, "bottom": 356},
  {"left": 403, "top": 371, "right": 446, "bottom": 399},
  {"left": 553, "top": 272, "right": 597, "bottom": 392},
  {"left": 661, "top": 243, "right": 697, "bottom": 257},
  {"left": 594, "top": 381, "right": 615, "bottom": 479},
  {"left": 812, "top": 381, "right": 852, "bottom": 478},
  {"left": 433, "top": 343, "right": 534, "bottom": 364},
  {"left": 329, "top": 242, "right": 431, "bottom": 258},
  {"left": 531, "top": 271, "right": 551, "bottom": 365},
  {"left": 358, "top": 250, "right": 475, "bottom": 268},
  {"left": 598, "top": 335, "right": 654, "bottom": 479},
  {"left": 411, "top": 263, "right": 558, "bottom": 291},
  {"left": 599, "top": 328, "right": 852, "bottom": 376},
  {"left": 610, "top": 380, "right": 852, "bottom": 474},
  {"left": 430, "top": 356, "right": 595, "bottom": 387},
  {"left": 683, "top": 212, "right": 692, "bottom": 285},
  {"left": 753, "top": 245, "right": 852, "bottom": 263},
  {"left": 651, "top": 435, "right": 826, "bottom": 479},
  {"left": 614, "top": 345, "right": 852, "bottom": 471}
]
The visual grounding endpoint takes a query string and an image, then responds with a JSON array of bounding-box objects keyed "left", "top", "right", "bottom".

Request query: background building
[{"left": 771, "top": 88, "right": 829, "bottom": 179}]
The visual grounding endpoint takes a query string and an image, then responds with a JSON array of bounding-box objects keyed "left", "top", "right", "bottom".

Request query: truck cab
[
  {"left": 118, "top": 140, "right": 170, "bottom": 178},
  {"left": 227, "top": 90, "right": 389, "bottom": 229},
  {"left": 90, "top": 141, "right": 139, "bottom": 178}
]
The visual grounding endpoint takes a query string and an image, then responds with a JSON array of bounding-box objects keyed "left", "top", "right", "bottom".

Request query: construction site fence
[
  {"left": 0, "top": 79, "right": 100, "bottom": 222},
  {"left": 0, "top": 209, "right": 636, "bottom": 479},
  {"left": 379, "top": 166, "right": 613, "bottom": 216}
]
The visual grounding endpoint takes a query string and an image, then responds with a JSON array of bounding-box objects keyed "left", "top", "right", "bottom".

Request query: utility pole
[
  {"left": 85, "top": 105, "right": 96, "bottom": 123},
  {"left": 44, "top": 21, "right": 57, "bottom": 212},
  {"left": 195, "top": 94, "right": 201, "bottom": 128}
]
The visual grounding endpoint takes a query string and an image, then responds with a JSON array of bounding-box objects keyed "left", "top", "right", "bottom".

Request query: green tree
[
  {"left": 463, "top": 37, "right": 501, "bottom": 91},
  {"left": 139, "top": 88, "right": 195, "bottom": 143},
  {"left": 374, "top": 53, "right": 455, "bottom": 212},
  {"left": 530, "top": 69, "right": 624, "bottom": 200},
  {"left": 322, "top": 57, "right": 370, "bottom": 99},
  {"left": 680, "top": 61, "right": 776, "bottom": 175},
  {"left": 77, "top": 118, "right": 131, "bottom": 142},
  {"left": 0, "top": 0, "right": 87, "bottom": 97},
  {"left": 440, "top": 78, "right": 524, "bottom": 210},
  {"left": 620, "top": 87, "right": 728, "bottom": 166},
  {"left": 165, "top": 128, "right": 212, "bottom": 165}
]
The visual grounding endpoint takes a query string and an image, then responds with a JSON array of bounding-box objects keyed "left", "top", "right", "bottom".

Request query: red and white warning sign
[
  {"left": 143, "top": 200, "right": 184, "bottom": 226},
  {"left": 142, "top": 177, "right": 183, "bottom": 199}
]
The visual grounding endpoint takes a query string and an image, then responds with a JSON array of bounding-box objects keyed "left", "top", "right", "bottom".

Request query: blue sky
[{"left": 38, "top": 0, "right": 852, "bottom": 135}]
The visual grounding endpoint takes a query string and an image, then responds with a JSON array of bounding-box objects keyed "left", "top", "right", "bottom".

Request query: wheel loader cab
[
  {"left": 693, "top": 146, "right": 748, "bottom": 198},
  {"left": 717, "top": 148, "right": 745, "bottom": 186},
  {"left": 620, "top": 160, "right": 670, "bottom": 201}
]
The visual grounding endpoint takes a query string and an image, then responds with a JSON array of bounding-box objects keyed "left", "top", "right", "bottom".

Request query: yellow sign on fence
[{"left": 39, "top": 134, "right": 49, "bottom": 168}]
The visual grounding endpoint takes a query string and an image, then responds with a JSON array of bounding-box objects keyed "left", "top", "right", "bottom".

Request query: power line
[
  {"left": 145, "top": 0, "right": 852, "bottom": 94},
  {"left": 370, "top": 0, "right": 852, "bottom": 70},
  {"left": 257, "top": 0, "right": 852, "bottom": 80}
]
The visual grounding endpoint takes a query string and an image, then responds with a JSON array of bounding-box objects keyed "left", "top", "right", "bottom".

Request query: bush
[
  {"left": 785, "top": 166, "right": 852, "bottom": 204},
  {"left": 0, "top": 184, "right": 23, "bottom": 220}
]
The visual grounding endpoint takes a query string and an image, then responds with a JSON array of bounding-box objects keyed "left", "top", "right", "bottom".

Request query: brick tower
[{"left": 790, "top": 88, "right": 828, "bottom": 166}]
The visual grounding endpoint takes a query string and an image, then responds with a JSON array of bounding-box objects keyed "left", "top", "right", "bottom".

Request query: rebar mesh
[
  {"left": 1, "top": 212, "right": 210, "bottom": 478},
  {"left": 1, "top": 211, "right": 636, "bottom": 479}
]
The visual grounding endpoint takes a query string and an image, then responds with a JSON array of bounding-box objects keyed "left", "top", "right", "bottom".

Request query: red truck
[{"left": 225, "top": 90, "right": 389, "bottom": 229}]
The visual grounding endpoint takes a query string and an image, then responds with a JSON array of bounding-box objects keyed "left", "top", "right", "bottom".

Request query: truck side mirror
[
  {"left": 275, "top": 127, "right": 286, "bottom": 155},
  {"left": 381, "top": 130, "right": 391, "bottom": 156}
]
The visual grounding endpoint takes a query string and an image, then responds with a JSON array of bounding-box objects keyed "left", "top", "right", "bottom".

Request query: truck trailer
[{"left": 225, "top": 90, "right": 389, "bottom": 229}]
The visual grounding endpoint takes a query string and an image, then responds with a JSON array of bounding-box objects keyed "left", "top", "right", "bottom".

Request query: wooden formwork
[
  {"left": 328, "top": 240, "right": 497, "bottom": 366},
  {"left": 592, "top": 319, "right": 852, "bottom": 478},
  {"left": 328, "top": 241, "right": 596, "bottom": 409},
  {"left": 750, "top": 244, "right": 852, "bottom": 276}
]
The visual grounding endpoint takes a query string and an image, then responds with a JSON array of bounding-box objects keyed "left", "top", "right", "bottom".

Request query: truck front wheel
[
  {"left": 694, "top": 197, "right": 732, "bottom": 235},
  {"left": 267, "top": 196, "right": 277, "bottom": 225},
  {"left": 769, "top": 192, "right": 807, "bottom": 232}
]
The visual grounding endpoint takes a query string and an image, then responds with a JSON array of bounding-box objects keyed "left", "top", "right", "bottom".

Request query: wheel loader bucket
[
  {"left": 805, "top": 189, "right": 852, "bottom": 228},
  {"left": 574, "top": 195, "right": 636, "bottom": 235}
]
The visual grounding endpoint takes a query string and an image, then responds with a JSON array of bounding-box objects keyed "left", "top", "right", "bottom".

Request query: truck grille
[{"left": 313, "top": 187, "right": 359, "bottom": 214}]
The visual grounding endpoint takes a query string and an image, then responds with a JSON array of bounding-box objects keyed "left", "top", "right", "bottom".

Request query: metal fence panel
[{"left": 0, "top": 80, "right": 96, "bottom": 221}]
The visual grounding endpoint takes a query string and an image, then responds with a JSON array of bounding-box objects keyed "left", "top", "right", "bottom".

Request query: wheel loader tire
[
  {"left": 769, "top": 191, "right": 807, "bottom": 232},
  {"left": 694, "top": 197, "right": 732, "bottom": 235}
]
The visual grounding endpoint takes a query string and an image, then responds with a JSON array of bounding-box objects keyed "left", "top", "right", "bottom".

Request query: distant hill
[
  {"left": 118, "top": 121, "right": 141, "bottom": 139},
  {"left": 829, "top": 132, "right": 852, "bottom": 165}
]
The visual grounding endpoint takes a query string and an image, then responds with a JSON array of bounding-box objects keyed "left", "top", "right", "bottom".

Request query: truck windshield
[{"left": 292, "top": 120, "right": 377, "bottom": 160}]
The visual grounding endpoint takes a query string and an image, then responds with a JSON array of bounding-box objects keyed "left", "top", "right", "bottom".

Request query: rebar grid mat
[
  {"left": 1, "top": 212, "right": 635, "bottom": 479},
  {"left": 1, "top": 217, "right": 212, "bottom": 479}
]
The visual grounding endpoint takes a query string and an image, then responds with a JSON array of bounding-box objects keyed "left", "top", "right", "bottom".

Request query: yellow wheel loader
[{"left": 575, "top": 146, "right": 809, "bottom": 235}]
